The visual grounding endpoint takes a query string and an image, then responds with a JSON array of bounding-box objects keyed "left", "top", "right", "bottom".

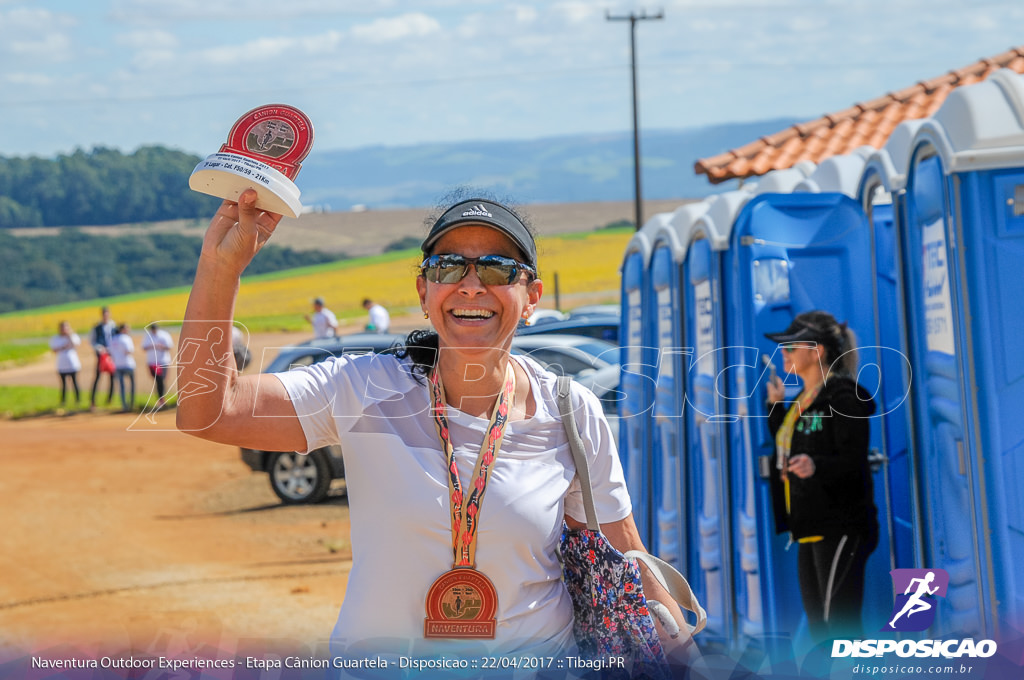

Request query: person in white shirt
[
  {"left": 109, "top": 323, "right": 136, "bottom": 412},
  {"left": 175, "top": 192, "right": 694, "bottom": 673},
  {"left": 142, "top": 323, "right": 174, "bottom": 407},
  {"left": 304, "top": 297, "right": 338, "bottom": 338},
  {"left": 50, "top": 320, "right": 82, "bottom": 407},
  {"left": 362, "top": 298, "right": 391, "bottom": 333}
]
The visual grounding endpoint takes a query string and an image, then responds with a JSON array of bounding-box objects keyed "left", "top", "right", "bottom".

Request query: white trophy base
[{"left": 189, "top": 152, "right": 303, "bottom": 218}]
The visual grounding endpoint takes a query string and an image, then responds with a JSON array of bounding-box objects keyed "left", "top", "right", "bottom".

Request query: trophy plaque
[{"left": 189, "top": 104, "right": 314, "bottom": 218}]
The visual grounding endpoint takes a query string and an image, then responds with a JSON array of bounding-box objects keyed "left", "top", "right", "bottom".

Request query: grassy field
[
  {"left": 0, "top": 228, "right": 631, "bottom": 344},
  {"left": 0, "top": 385, "right": 177, "bottom": 419}
]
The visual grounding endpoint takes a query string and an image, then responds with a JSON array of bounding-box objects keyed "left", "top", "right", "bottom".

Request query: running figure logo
[{"left": 883, "top": 568, "right": 949, "bottom": 632}]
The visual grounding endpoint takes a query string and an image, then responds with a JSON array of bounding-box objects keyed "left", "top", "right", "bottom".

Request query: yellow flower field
[{"left": 0, "top": 229, "right": 632, "bottom": 343}]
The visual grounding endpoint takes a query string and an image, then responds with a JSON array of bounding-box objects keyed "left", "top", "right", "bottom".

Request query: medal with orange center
[{"left": 424, "top": 362, "right": 514, "bottom": 639}]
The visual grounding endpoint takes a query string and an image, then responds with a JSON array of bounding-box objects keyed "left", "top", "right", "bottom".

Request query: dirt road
[{"left": 0, "top": 408, "right": 353, "bottom": 663}]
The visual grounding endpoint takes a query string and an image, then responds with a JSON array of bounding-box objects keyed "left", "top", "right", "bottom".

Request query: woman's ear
[
  {"left": 416, "top": 275, "right": 428, "bottom": 309},
  {"left": 523, "top": 278, "right": 543, "bottom": 318}
]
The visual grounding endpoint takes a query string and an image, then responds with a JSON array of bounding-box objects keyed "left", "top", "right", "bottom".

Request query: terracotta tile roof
[{"left": 695, "top": 46, "right": 1024, "bottom": 184}]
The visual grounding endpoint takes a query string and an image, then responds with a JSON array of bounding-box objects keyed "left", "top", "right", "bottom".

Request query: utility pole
[{"left": 606, "top": 9, "right": 663, "bottom": 231}]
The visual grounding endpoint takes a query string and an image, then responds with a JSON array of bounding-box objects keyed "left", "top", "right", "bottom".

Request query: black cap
[
  {"left": 765, "top": 317, "right": 831, "bottom": 345},
  {"left": 421, "top": 199, "right": 537, "bottom": 268}
]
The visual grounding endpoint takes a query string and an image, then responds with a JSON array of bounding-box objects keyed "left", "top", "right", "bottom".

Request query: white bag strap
[
  {"left": 555, "top": 377, "right": 706, "bottom": 635},
  {"left": 556, "top": 375, "right": 600, "bottom": 531},
  {"left": 624, "top": 550, "right": 708, "bottom": 636}
]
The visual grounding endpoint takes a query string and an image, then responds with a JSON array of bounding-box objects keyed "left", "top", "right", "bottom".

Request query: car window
[
  {"left": 572, "top": 341, "right": 617, "bottom": 363},
  {"left": 523, "top": 348, "right": 594, "bottom": 376},
  {"left": 283, "top": 350, "right": 330, "bottom": 370}
]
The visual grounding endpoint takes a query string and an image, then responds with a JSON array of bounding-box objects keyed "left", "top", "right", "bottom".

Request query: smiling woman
[{"left": 173, "top": 189, "right": 696, "bottom": 674}]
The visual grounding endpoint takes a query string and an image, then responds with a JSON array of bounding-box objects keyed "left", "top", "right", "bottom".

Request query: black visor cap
[{"left": 421, "top": 199, "right": 537, "bottom": 269}]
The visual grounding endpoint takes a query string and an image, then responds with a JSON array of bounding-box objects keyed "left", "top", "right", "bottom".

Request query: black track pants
[{"left": 798, "top": 532, "right": 878, "bottom": 642}]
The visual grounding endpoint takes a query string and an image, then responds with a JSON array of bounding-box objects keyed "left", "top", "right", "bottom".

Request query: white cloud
[
  {"left": 115, "top": 29, "right": 178, "bottom": 50},
  {"left": 4, "top": 72, "right": 53, "bottom": 87},
  {"left": 108, "top": 0, "right": 396, "bottom": 23},
  {"left": 787, "top": 16, "right": 827, "bottom": 33},
  {"left": 514, "top": 5, "right": 538, "bottom": 23},
  {"left": 8, "top": 32, "right": 73, "bottom": 58},
  {"left": 349, "top": 12, "right": 441, "bottom": 43},
  {"left": 192, "top": 30, "right": 344, "bottom": 66},
  {"left": 0, "top": 7, "right": 76, "bottom": 60},
  {"left": 553, "top": 1, "right": 599, "bottom": 24}
]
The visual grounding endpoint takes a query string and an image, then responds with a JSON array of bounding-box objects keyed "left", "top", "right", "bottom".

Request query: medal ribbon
[{"left": 429, "top": 362, "right": 515, "bottom": 568}]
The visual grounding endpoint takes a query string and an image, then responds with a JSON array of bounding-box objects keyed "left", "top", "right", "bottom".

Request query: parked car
[
  {"left": 240, "top": 332, "right": 405, "bottom": 504},
  {"left": 510, "top": 334, "right": 618, "bottom": 378},
  {"left": 515, "top": 313, "right": 620, "bottom": 344},
  {"left": 244, "top": 332, "right": 617, "bottom": 504},
  {"left": 566, "top": 304, "right": 621, "bottom": 318},
  {"left": 572, "top": 363, "right": 623, "bottom": 441},
  {"left": 523, "top": 309, "right": 568, "bottom": 326}
]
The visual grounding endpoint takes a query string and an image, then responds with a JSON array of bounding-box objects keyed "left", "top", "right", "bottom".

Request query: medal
[{"left": 423, "top": 362, "right": 515, "bottom": 639}]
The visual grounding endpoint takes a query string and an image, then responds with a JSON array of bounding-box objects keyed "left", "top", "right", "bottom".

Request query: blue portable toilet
[
  {"left": 674, "top": 192, "right": 743, "bottom": 651},
  {"left": 648, "top": 203, "right": 708, "bottom": 570},
  {"left": 857, "top": 121, "right": 926, "bottom": 582},
  {"left": 720, "top": 158, "right": 881, "bottom": 647},
  {"left": 619, "top": 215, "right": 670, "bottom": 546},
  {"left": 900, "top": 68, "right": 1024, "bottom": 637}
]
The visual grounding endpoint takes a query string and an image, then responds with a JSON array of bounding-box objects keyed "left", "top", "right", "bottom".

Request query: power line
[{"left": 607, "top": 8, "right": 663, "bottom": 231}]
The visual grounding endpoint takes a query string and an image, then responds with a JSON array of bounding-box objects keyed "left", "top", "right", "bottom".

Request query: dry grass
[{"left": 10, "top": 199, "right": 691, "bottom": 256}]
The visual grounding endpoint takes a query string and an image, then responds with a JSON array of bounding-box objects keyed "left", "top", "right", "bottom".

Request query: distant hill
[{"left": 298, "top": 118, "right": 800, "bottom": 210}]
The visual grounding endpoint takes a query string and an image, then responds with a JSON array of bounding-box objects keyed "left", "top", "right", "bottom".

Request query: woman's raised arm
[{"left": 175, "top": 190, "right": 308, "bottom": 452}]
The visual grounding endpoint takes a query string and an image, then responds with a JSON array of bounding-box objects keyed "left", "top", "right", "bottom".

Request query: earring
[{"left": 424, "top": 311, "right": 429, "bottom": 319}]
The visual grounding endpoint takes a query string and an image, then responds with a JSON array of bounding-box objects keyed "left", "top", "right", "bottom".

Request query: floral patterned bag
[{"left": 555, "top": 377, "right": 706, "bottom": 679}]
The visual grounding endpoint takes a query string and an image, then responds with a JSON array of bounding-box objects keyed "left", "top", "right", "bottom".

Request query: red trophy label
[{"left": 189, "top": 104, "right": 314, "bottom": 218}]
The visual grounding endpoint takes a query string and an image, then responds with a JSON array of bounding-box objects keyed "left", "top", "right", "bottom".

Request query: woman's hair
[
  {"left": 397, "top": 188, "right": 535, "bottom": 378},
  {"left": 396, "top": 329, "right": 439, "bottom": 379},
  {"left": 795, "top": 310, "right": 859, "bottom": 377}
]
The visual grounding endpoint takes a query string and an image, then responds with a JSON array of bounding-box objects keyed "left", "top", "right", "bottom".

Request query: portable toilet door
[
  {"left": 901, "top": 68, "right": 1024, "bottom": 636},
  {"left": 903, "top": 145, "right": 990, "bottom": 639},
  {"left": 650, "top": 203, "right": 712, "bottom": 569},
  {"left": 647, "top": 212, "right": 694, "bottom": 570},
  {"left": 679, "top": 207, "right": 734, "bottom": 651},
  {"left": 857, "top": 122, "right": 926, "bottom": 581},
  {"left": 721, "top": 190, "right": 876, "bottom": 647},
  {"left": 619, "top": 218, "right": 663, "bottom": 545}
]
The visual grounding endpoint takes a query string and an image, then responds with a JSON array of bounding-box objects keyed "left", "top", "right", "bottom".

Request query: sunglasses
[
  {"left": 781, "top": 343, "right": 816, "bottom": 353},
  {"left": 420, "top": 253, "right": 536, "bottom": 286}
]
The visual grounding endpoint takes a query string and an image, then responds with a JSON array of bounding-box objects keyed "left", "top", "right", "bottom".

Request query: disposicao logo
[
  {"left": 831, "top": 568, "right": 997, "bottom": 659},
  {"left": 884, "top": 568, "right": 949, "bottom": 632}
]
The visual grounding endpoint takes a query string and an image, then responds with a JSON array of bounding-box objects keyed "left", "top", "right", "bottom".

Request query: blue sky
[{"left": 3, "top": 0, "right": 1024, "bottom": 159}]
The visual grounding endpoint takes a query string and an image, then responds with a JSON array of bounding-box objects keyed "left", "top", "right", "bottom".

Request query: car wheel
[{"left": 268, "top": 450, "right": 332, "bottom": 504}]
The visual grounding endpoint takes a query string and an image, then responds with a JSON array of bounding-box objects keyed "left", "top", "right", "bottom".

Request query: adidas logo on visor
[{"left": 461, "top": 204, "right": 493, "bottom": 218}]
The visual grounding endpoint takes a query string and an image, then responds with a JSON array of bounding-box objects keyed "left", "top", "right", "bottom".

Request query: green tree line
[
  {"left": 0, "top": 230, "right": 338, "bottom": 313},
  {"left": 0, "top": 146, "right": 220, "bottom": 228}
]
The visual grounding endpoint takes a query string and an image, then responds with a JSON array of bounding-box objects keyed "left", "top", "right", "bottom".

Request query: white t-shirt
[
  {"left": 312, "top": 308, "right": 338, "bottom": 338},
  {"left": 109, "top": 334, "right": 136, "bottom": 370},
  {"left": 142, "top": 328, "right": 174, "bottom": 366},
  {"left": 274, "top": 353, "right": 630, "bottom": 662},
  {"left": 368, "top": 303, "right": 390, "bottom": 333},
  {"left": 50, "top": 333, "right": 81, "bottom": 373}
]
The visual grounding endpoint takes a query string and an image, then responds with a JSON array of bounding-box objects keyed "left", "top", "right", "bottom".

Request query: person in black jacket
[
  {"left": 89, "top": 306, "right": 117, "bottom": 410},
  {"left": 765, "top": 310, "right": 879, "bottom": 643}
]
